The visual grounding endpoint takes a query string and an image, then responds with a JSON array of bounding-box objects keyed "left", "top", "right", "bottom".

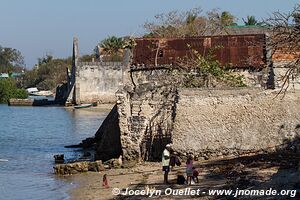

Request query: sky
[{"left": 0, "top": 0, "right": 298, "bottom": 69}]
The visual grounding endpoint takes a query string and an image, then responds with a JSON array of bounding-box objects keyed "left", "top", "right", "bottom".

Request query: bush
[
  {"left": 0, "top": 79, "right": 28, "bottom": 103},
  {"left": 176, "top": 47, "right": 246, "bottom": 88}
]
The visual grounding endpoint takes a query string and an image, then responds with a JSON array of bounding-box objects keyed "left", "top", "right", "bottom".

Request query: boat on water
[
  {"left": 26, "top": 87, "right": 54, "bottom": 97},
  {"left": 74, "top": 103, "right": 93, "bottom": 109},
  {"left": 74, "top": 102, "right": 98, "bottom": 109}
]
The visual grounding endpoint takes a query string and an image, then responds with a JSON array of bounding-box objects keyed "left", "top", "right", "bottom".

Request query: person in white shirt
[{"left": 162, "top": 144, "right": 172, "bottom": 184}]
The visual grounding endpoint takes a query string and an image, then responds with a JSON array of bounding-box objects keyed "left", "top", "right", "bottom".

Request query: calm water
[{"left": 0, "top": 104, "right": 108, "bottom": 200}]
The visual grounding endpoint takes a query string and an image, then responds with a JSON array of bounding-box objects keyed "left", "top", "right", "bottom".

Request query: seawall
[{"left": 172, "top": 89, "right": 300, "bottom": 159}]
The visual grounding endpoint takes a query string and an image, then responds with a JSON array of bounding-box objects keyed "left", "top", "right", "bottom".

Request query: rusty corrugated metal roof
[{"left": 132, "top": 34, "right": 266, "bottom": 68}]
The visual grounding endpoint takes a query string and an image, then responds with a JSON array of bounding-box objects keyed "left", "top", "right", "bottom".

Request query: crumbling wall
[
  {"left": 116, "top": 69, "right": 177, "bottom": 162},
  {"left": 172, "top": 88, "right": 300, "bottom": 159},
  {"left": 75, "top": 62, "right": 126, "bottom": 104}
]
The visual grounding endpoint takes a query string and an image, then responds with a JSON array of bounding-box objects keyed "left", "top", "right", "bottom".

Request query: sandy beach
[
  {"left": 66, "top": 153, "right": 300, "bottom": 200},
  {"left": 67, "top": 163, "right": 162, "bottom": 200}
]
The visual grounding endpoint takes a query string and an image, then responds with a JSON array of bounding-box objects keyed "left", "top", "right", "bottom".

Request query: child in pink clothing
[
  {"left": 102, "top": 174, "right": 109, "bottom": 188},
  {"left": 186, "top": 157, "right": 193, "bottom": 185}
]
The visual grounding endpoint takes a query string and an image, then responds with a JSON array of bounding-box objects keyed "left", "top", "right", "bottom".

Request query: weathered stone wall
[
  {"left": 75, "top": 62, "right": 126, "bottom": 104},
  {"left": 116, "top": 69, "right": 177, "bottom": 162},
  {"left": 172, "top": 88, "right": 300, "bottom": 159}
]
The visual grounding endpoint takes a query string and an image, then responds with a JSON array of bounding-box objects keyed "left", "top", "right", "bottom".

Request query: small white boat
[
  {"left": 26, "top": 87, "right": 54, "bottom": 97},
  {"left": 0, "top": 159, "right": 8, "bottom": 162},
  {"left": 29, "top": 90, "right": 54, "bottom": 97}
]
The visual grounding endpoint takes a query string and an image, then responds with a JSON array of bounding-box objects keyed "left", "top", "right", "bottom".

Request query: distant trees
[
  {"left": 208, "top": 10, "right": 237, "bottom": 27},
  {"left": 80, "top": 54, "right": 96, "bottom": 62},
  {"left": 143, "top": 8, "right": 206, "bottom": 37},
  {"left": 22, "top": 55, "right": 71, "bottom": 90},
  {"left": 0, "top": 79, "right": 27, "bottom": 103},
  {"left": 0, "top": 46, "right": 24, "bottom": 73},
  {"left": 143, "top": 8, "right": 239, "bottom": 37},
  {"left": 0, "top": 45, "right": 27, "bottom": 103}
]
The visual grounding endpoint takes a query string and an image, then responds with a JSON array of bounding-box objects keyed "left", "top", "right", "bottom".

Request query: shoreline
[
  {"left": 67, "top": 163, "right": 161, "bottom": 200},
  {"left": 64, "top": 103, "right": 114, "bottom": 111}
]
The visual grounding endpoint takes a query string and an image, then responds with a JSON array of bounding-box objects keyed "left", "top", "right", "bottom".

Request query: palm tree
[
  {"left": 220, "top": 11, "right": 237, "bottom": 26},
  {"left": 99, "top": 36, "right": 123, "bottom": 55},
  {"left": 243, "top": 16, "right": 259, "bottom": 25}
]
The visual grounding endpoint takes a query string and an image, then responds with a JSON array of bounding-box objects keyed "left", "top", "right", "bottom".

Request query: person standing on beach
[
  {"left": 102, "top": 174, "right": 109, "bottom": 188},
  {"left": 186, "top": 156, "right": 194, "bottom": 185},
  {"left": 162, "top": 144, "right": 172, "bottom": 184}
]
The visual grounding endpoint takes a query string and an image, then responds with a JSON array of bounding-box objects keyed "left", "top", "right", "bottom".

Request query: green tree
[
  {"left": 243, "top": 16, "right": 260, "bottom": 25},
  {"left": 0, "top": 79, "right": 28, "bottom": 103},
  {"left": 0, "top": 46, "right": 24, "bottom": 73}
]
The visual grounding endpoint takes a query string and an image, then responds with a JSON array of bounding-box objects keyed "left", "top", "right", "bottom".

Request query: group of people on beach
[
  {"left": 162, "top": 144, "right": 199, "bottom": 185},
  {"left": 102, "top": 143, "right": 198, "bottom": 189}
]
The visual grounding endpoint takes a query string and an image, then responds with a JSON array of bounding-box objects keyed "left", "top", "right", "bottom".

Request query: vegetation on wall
[{"left": 173, "top": 46, "right": 246, "bottom": 88}]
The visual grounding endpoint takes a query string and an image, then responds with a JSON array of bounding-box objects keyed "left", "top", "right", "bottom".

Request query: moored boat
[{"left": 74, "top": 103, "right": 93, "bottom": 109}]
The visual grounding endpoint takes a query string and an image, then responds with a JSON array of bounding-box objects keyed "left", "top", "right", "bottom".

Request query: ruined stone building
[
  {"left": 58, "top": 28, "right": 298, "bottom": 106},
  {"left": 55, "top": 38, "right": 130, "bottom": 105},
  {"left": 73, "top": 31, "right": 300, "bottom": 164}
]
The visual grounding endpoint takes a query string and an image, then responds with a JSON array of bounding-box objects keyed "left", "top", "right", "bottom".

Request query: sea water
[{"left": 0, "top": 104, "right": 108, "bottom": 200}]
